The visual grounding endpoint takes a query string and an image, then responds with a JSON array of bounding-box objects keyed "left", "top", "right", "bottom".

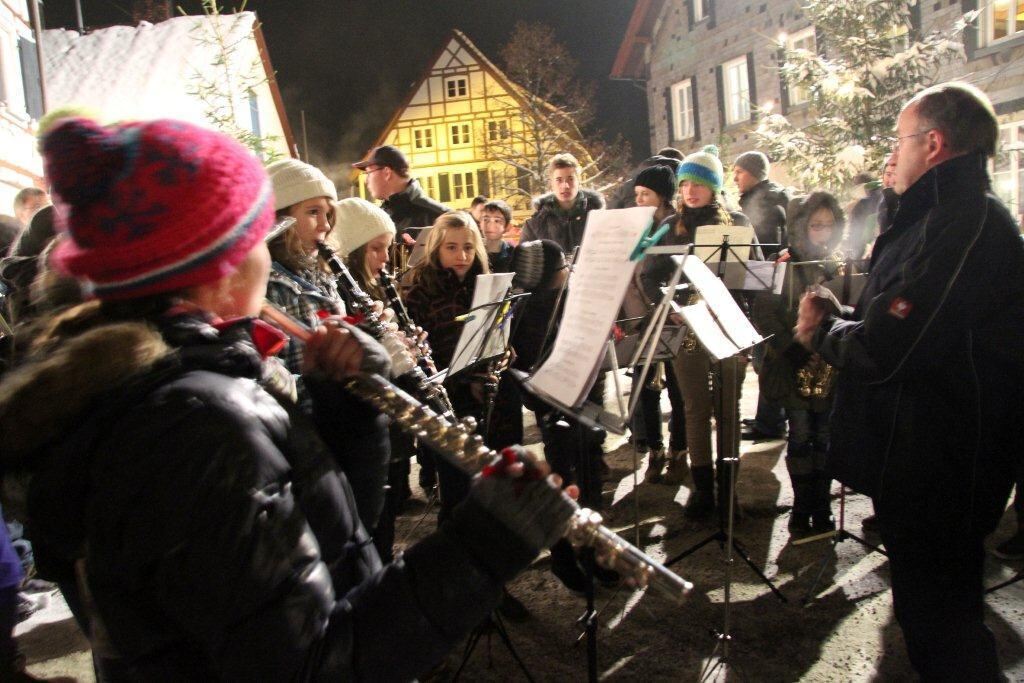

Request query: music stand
[{"left": 648, "top": 243, "right": 785, "bottom": 681}]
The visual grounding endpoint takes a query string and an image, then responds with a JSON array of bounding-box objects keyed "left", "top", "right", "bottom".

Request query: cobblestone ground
[{"left": 18, "top": 371, "right": 1024, "bottom": 681}]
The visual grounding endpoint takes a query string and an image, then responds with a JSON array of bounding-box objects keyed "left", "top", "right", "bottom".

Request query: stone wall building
[{"left": 612, "top": 0, "right": 1024, "bottom": 220}]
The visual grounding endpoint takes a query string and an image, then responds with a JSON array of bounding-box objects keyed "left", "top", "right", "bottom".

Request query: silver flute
[{"left": 342, "top": 372, "right": 693, "bottom": 603}]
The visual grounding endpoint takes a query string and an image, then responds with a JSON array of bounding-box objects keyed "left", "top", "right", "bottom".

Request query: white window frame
[
  {"left": 450, "top": 122, "right": 471, "bottom": 147},
  {"left": 413, "top": 126, "right": 434, "bottom": 150},
  {"left": 487, "top": 119, "right": 510, "bottom": 142},
  {"left": 981, "top": 0, "right": 1024, "bottom": 46},
  {"left": 785, "top": 27, "right": 816, "bottom": 107},
  {"left": 693, "top": 0, "right": 706, "bottom": 22},
  {"left": 446, "top": 77, "right": 468, "bottom": 99},
  {"left": 722, "top": 55, "right": 751, "bottom": 125},
  {"left": 992, "top": 120, "right": 1024, "bottom": 222},
  {"left": 451, "top": 171, "right": 476, "bottom": 201},
  {"left": 670, "top": 79, "right": 695, "bottom": 140}
]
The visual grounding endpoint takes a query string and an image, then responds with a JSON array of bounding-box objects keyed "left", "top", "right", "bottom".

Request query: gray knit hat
[
  {"left": 512, "top": 239, "right": 565, "bottom": 291},
  {"left": 733, "top": 151, "right": 770, "bottom": 181}
]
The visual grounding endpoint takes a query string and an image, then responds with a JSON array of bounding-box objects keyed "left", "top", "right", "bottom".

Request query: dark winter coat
[
  {"left": 739, "top": 179, "right": 790, "bottom": 252},
  {"left": 752, "top": 192, "right": 844, "bottom": 411},
  {"left": 381, "top": 178, "right": 449, "bottom": 234},
  {"left": 487, "top": 240, "right": 515, "bottom": 274},
  {"left": 0, "top": 307, "right": 528, "bottom": 680},
  {"left": 639, "top": 203, "right": 752, "bottom": 305},
  {"left": 520, "top": 189, "right": 605, "bottom": 255},
  {"left": 812, "top": 153, "right": 1024, "bottom": 536}
]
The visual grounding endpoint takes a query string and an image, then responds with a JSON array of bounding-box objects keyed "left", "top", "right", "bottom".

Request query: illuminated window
[
  {"left": 785, "top": 27, "right": 816, "bottom": 107},
  {"left": 670, "top": 79, "right": 694, "bottom": 140},
  {"left": 451, "top": 171, "right": 476, "bottom": 200},
  {"left": 413, "top": 127, "right": 433, "bottom": 150},
  {"left": 982, "top": 0, "right": 1024, "bottom": 45},
  {"left": 992, "top": 121, "right": 1024, "bottom": 224},
  {"left": 450, "top": 123, "right": 471, "bottom": 146},
  {"left": 487, "top": 120, "right": 510, "bottom": 142},
  {"left": 722, "top": 55, "right": 750, "bottom": 125},
  {"left": 446, "top": 77, "right": 468, "bottom": 98}
]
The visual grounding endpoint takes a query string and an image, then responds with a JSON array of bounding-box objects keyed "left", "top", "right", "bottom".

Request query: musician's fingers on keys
[{"left": 303, "top": 324, "right": 364, "bottom": 379}]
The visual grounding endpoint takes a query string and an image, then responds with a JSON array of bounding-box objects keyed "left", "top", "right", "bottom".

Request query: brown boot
[{"left": 661, "top": 449, "right": 690, "bottom": 486}]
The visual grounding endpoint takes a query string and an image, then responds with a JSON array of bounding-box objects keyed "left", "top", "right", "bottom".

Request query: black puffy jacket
[
  {"left": 520, "top": 189, "right": 605, "bottom": 255},
  {"left": 0, "top": 308, "right": 528, "bottom": 681},
  {"left": 381, "top": 179, "right": 449, "bottom": 234}
]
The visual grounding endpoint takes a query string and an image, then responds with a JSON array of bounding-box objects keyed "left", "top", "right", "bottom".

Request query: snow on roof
[{"left": 41, "top": 13, "right": 259, "bottom": 126}]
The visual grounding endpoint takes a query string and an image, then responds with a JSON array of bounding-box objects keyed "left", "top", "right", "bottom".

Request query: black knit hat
[
  {"left": 634, "top": 165, "right": 676, "bottom": 203},
  {"left": 512, "top": 239, "right": 565, "bottom": 291}
]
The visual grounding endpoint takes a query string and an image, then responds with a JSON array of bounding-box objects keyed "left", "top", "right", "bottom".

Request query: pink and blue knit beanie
[
  {"left": 676, "top": 145, "right": 724, "bottom": 192},
  {"left": 42, "top": 117, "right": 273, "bottom": 300}
]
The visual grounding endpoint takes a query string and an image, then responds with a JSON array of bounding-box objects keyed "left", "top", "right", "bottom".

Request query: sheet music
[
  {"left": 680, "top": 301, "right": 740, "bottom": 360},
  {"left": 448, "top": 272, "right": 515, "bottom": 375},
  {"left": 679, "top": 255, "right": 762, "bottom": 351},
  {"left": 692, "top": 224, "right": 756, "bottom": 263},
  {"left": 741, "top": 260, "right": 786, "bottom": 294},
  {"left": 528, "top": 206, "right": 655, "bottom": 408}
]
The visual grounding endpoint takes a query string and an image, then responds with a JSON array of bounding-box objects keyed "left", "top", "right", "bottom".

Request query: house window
[
  {"left": 451, "top": 171, "right": 476, "bottom": 201},
  {"left": 17, "top": 36, "right": 43, "bottom": 120},
  {"left": 487, "top": 119, "right": 510, "bottom": 142},
  {"left": 722, "top": 55, "right": 751, "bottom": 125},
  {"left": 671, "top": 79, "right": 695, "bottom": 140},
  {"left": 993, "top": 121, "right": 1024, "bottom": 224},
  {"left": 785, "top": 27, "right": 816, "bottom": 107},
  {"left": 446, "top": 77, "right": 468, "bottom": 99},
  {"left": 450, "top": 123, "right": 471, "bottom": 146},
  {"left": 982, "top": 0, "right": 1024, "bottom": 45},
  {"left": 413, "top": 127, "right": 434, "bottom": 150},
  {"left": 424, "top": 175, "right": 436, "bottom": 199},
  {"left": 693, "top": 0, "right": 706, "bottom": 22}
]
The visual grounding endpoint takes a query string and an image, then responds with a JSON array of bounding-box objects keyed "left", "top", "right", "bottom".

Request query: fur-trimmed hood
[
  {"left": 787, "top": 191, "right": 845, "bottom": 259},
  {"left": 0, "top": 310, "right": 172, "bottom": 468},
  {"left": 531, "top": 188, "right": 605, "bottom": 214}
]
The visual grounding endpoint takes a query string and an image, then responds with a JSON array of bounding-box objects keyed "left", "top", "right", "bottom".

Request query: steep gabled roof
[
  {"left": 361, "top": 28, "right": 577, "bottom": 156},
  {"left": 610, "top": 0, "right": 667, "bottom": 81},
  {"left": 41, "top": 12, "right": 294, "bottom": 155}
]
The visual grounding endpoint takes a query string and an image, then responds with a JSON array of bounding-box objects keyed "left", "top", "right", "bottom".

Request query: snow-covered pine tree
[{"left": 755, "top": 0, "right": 976, "bottom": 194}]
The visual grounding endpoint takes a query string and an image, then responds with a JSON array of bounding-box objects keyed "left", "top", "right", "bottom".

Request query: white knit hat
[
  {"left": 334, "top": 197, "right": 396, "bottom": 256},
  {"left": 266, "top": 158, "right": 337, "bottom": 210}
]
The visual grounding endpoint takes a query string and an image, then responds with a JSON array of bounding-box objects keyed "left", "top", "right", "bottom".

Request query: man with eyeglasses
[
  {"left": 352, "top": 145, "right": 449, "bottom": 237},
  {"left": 796, "top": 82, "right": 1024, "bottom": 680}
]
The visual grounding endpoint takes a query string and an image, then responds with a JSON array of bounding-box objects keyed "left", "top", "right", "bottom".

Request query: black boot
[
  {"left": 786, "top": 446, "right": 815, "bottom": 535},
  {"left": 811, "top": 463, "right": 835, "bottom": 532},
  {"left": 549, "top": 539, "right": 587, "bottom": 594},
  {"left": 684, "top": 465, "right": 716, "bottom": 520}
]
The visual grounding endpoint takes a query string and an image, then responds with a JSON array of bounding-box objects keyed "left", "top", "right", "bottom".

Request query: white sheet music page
[
  {"left": 448, "top": 272, "right": 515, "bottom": 375},
  {"left": 527, "top": 206, "right": 655, "bottom": 408},
  {"left": 679, "top": 255, "right": 763, "bottom": 351}
]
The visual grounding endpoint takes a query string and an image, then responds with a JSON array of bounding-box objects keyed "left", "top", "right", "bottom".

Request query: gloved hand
[
  {"left": 469, "top": 446, "right": 575, "bottom": 553},
  {"left": 444, "top": 446, "right": 577, "bottom": 584}
]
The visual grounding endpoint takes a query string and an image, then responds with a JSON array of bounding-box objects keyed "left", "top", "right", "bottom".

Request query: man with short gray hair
[{"left": 796, "top": 81, "right": 1023, "bottom": 679}]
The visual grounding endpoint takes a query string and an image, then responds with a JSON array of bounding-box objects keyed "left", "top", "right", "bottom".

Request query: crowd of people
[{"left": 0, "top": 80, "right": 1020, "bottom": 681}]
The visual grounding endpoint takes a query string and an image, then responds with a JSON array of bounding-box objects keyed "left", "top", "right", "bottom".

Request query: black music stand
[{"left": 649, "top": 240, "right": 786, "bottom": 682}]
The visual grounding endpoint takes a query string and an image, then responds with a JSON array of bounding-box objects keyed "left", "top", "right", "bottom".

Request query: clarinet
[
  {"left": 379, "top": 265, "right": 438, "bottom": 375},
  {"left": 314, "top": 241, "right": 456, "bottom": 423},
  {"left": 344, "top": 372, "right": 693, "bottom": 604}
]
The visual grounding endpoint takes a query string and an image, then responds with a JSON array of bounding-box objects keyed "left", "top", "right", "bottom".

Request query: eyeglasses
[
  {"left": 808, "top": 222, "right": 836, "bottom": 230},
  {"left": 885, "top": 128, "right": 937, "bottom": 150},
  {"left": 363, "top": 166, "right": 383, "bottom": 175}
]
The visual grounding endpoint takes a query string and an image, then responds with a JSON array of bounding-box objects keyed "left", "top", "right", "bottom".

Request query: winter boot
[
  {"left": 716, "top": 460, "right": 744, "bottom": 524},
  {"left": 662, "top": 449, "right": 690, "bottom": 486},
  {"left": 549, "top": 539, "right": 587, "bottom": 594},
  {"left": 811, "top": 465, "right": 835, "bottom": 533},
  {"left": 785, "top": 446, "right": 815, "bottom": 535},
  {"left": 684, "top": 465, "right": 716, "bottom": 520},
  {"left": 644, "top": 447, "right": 667, "bottom": 484}
]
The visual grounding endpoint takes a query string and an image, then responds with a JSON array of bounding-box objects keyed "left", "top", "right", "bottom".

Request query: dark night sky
[{"left": 42, "top": 1, "right": 649, "bottom": 170}]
